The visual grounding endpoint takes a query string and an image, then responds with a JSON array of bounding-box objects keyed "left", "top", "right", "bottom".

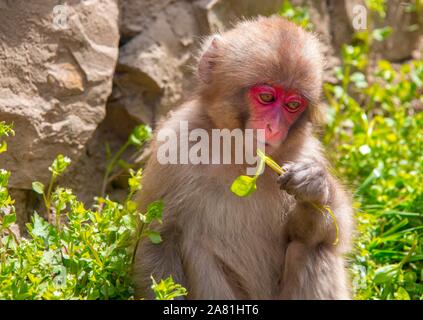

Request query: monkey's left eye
[
  {"left": 285, "top": 101, "right": 301, "bottom": 110},
  {"left": 258, "top": 93, "right": 275, "bottom": 104}
]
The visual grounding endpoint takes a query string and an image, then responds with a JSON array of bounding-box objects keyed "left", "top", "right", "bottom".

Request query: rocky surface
[{"left": 0, "top": 0, "right": 119, "bottom": 228}]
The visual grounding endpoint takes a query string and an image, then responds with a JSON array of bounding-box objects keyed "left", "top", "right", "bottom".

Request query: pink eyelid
[
  {"left": 284, "top": 94, "right": 307, "bottom": 111},
  {"left": 250, "top": 85, "right": 308, "bottom": 110},
  {"left": 250, "top": 86, "right": 277, "bottom": 105}
]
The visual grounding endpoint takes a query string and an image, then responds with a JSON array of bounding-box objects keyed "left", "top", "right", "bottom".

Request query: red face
[{"left": 247, "top": 84, "right": 308, "bottom": 148}]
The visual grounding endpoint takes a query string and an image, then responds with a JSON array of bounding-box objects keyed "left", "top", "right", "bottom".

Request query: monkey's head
[{"left": 197, "top": 16, "right": 325, "bottom": 151}]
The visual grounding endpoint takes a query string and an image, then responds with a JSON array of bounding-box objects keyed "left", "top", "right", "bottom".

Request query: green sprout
[
  {"left": 101, "top": 125, "right": 152, "bottom": 197},
  {"left": 32, "top": 154, "right": 71, "bottom": 223},
  {"left": 151, "top": 275, "right": 188, "bottom": 300},
  {"left": 0, "top": 121, "right": 15, "bottom": 154}
]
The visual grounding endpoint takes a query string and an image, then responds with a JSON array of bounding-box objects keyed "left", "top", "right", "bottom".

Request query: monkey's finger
[{"left": 278, "top": 171, "right": 294, "bottom": 189}]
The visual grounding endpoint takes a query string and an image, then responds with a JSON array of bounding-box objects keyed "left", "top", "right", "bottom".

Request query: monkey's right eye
[{"left": 258, "top": 93, "right": 275, "bottom": 104}]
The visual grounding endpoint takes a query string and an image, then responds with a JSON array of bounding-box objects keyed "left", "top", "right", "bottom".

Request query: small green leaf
[
  {"left": 350, "top": 72, "right": 368, "bottom": 88},
  {"left": 49, "top": 154, "right": 71, "bottom": 176},
  {"left": 0, "top": 141, "right": 7, "bottom": 153},
  {"left": 394, "top": 287, "right": 411, "bottom": 300},
  {"left": 145, "top": 201, "right": 163, "bottom": 224},
  {"left": 125, "top": 200, "right": 138, "bottom": 214},
  {"left": 129, "top": 125, "right": 152, "bottom": 147},
  {"left": 403, "top": 271, "right": 417, "bottom": 284},
  {"left": 151, "top": 276, "right": 187, "bottom": 300},
  {"left": 372, "top": 27, "right": 392, "bottom": 42},
  {"left": 128, "top": 168, "right": 143, "bottom": 193},
  {"left": 0, "top": 121, "right": 15, "bottom": 137},
  {"left": 2, "top": 213, "right": 16, "bottom": 228},
  {"left": 147, "top": 230, "right": 162, "bottom": 244},
  {"left": 374, "top": 264, "right": 399, "bottom": 284},
  {"left": 32, "top": 181, "right": 45, "bottom": 195},
  {"left": 118, "top": 159, "right": 132, "bottom": 170},
  {"left": 31, "top": 213, "right": 50, "bottom": 240},
  {"left": 230, "top": 175, "right": 257, "bottom": 197}
]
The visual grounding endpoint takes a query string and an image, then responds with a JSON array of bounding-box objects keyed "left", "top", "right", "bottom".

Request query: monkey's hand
[{"left": 277, "top": 160, "right": 330, "bottom": 205}]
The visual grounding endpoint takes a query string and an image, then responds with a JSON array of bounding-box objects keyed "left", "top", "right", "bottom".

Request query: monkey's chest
[{"left": 181, "top": 178, "right": 291, "bottom": 298}]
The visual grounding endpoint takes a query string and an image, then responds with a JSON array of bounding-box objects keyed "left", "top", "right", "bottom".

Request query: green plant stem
[
  {"left": 45, "top": 174, "right": 57, "bottom": 222},
  {"left": 399, "top": 238, "right": 417, "bottom": 267},
  {"left": 131, "top": 222, "right": 145, "bottom": 264},
  {"left": 106, "top": 150, "right": 143, "bottom": 185},
  {"left": 101, "top": 141, "right": 131, "bottom": 197},
  {"left": 86, "top": 240, "right": 103, "bottom": 267},
  {"left": 55, "top": 205, "right": 61, "bottom": 232},
  {"left": 342, "top": 65, "right": 351, "bottom": 92}
]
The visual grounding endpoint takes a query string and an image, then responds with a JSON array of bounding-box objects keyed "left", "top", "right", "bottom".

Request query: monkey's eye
[
  {"left": 285, "top": 101, "right": 301, "bottom": 111},
  {"left": 258, "top": 93, "right": 275, "bottom": 104}
]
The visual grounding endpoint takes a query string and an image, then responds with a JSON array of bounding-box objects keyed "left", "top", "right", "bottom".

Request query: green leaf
[
  {"left": 394, "top": 287, "right": 411, "bottom": 300},
  {"left": 117, "top": 159, "right": 132, "bottom": 170},
  {"left": 372, "top": 27, "right": 392, "bottom": 42},
  {"left": 0, "top": 141, "right": 7, "bottom": 153},
  {"left": 350, "top": 72, "right": 368, "bottom": 88},
  {"left": 230, "top": 175, "right": 257, "bottom": 197},
  {"left": 151, "top": 276, "right": 187, "bottom": 300},
  {"left": 145, "top": 201, "right": 163, "bottom": 224},
  {"left": 31, "top": 213, "right": 50, "bottom": 240},
  {"left": 2, "top": 213, "right": 16, "bottom": 228},
  {"left": 129, "top": 125, "right": 152, "bottom": 147},
  {"left": 403, "top": 271, "right": 417, "bottom": 284},
  {"left": 32, "top": 181, "right": 45, "bottom": 195},
  {"left": 374, "top": 264, "right": 399, "bottom": 284},
  {"left": 0, "top": 121, "right": 15, "bottom": 137},
  {"left": 147, "top": 230, "right": 162, "bottom": 244},
  {"left": 128, "top": 168, "right": 143, "bottom": 194},
  {"left": 49, "top": 154, "right": 71, "bottom": 176},
  {"left": 0, "top": 169, "right": 11, "bottom": 187}
]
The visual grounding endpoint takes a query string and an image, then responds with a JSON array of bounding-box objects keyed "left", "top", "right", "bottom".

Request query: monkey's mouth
[{"left": 265, "top": 130, "right": 285, "bottom": 147}]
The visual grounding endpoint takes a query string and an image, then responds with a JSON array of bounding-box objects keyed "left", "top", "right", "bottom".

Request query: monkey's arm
[{"left": 277, "top": 157, "right": 353, "bottom": 299}]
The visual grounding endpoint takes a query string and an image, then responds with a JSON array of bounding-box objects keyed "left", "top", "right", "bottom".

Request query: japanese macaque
[{"left": 133, "top": 16, "right": 353, "bottom": 299}]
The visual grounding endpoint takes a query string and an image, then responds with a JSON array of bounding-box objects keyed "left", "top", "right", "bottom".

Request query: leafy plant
[
  {"left": 151, "top": 276, "right": 187, "bottom": 300},
  {"left": 0, "top": 124, "right": 186, "bottom": 300},
  {"left": 325, "top": 55, "right": 423, "bottom": 300},
  {"left": 279, "top": 0, "right": 313, "bottom": 30},
  {"left": 0, "top": 121, "right": 14, "bottom": 154}
]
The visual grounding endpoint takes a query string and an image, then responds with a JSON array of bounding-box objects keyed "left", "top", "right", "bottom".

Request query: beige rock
[
  {"left": 334, "top": 0, "right": 422, "bottom": 61},
  {"left": 194, "top": 0, "right": 285, "bottom": 32},
  {"left": 116, "top": 0, "right": 200, "bottom": 125},
  {"left": 47, "top": 62, "right": 85, "bottom": 96},
  {"left": 372, "top": 0, "right": 423, "bottom": 61},
  {"left": 0, "top": 0, "right": 119, "bottom": 225}
]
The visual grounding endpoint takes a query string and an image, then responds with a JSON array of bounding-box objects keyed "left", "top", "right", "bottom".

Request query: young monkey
[{"left": 133, "top": 16, "right": 353, "bottom": 299}]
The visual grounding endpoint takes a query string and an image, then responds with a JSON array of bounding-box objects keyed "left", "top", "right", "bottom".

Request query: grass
[{"left": 324, "top": 57, "right": 423, "bottom": 299}]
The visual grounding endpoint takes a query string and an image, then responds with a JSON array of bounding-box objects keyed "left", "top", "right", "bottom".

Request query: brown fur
[{"left": 133, "top": 16, "right": 353, "bottom": 300}]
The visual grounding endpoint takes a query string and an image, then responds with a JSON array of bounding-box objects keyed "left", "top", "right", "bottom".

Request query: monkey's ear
[{"left": 198, "top": 36, "right": 221, "bottom": 84}]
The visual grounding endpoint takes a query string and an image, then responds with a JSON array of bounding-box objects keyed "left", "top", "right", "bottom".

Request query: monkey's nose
[{"left": 267, "top": 124, "right": 273, "bottom": 133}]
